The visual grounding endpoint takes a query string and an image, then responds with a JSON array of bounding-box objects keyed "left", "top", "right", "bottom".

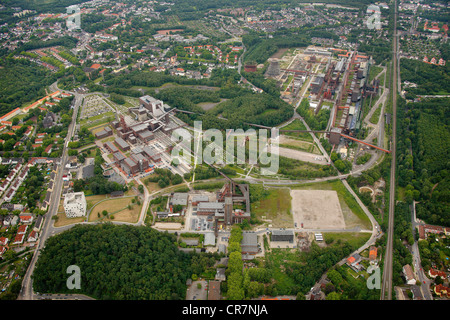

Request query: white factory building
[{"left": 63, "top": 192, "right": 87, "bottom": 218}]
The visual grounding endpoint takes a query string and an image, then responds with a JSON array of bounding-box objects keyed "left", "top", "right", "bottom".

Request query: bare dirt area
[
  {"left": 198, "top": 98, "right": 228, "bottom": 111},
  {"left": 153, "top": 222, "right": 182, "bottom": 230},
  {"left": 291, "top": 190, "right": 346, "bottom": 230},
  {"left": 277, "top": 146, "right": 327, "bottom": 165}
]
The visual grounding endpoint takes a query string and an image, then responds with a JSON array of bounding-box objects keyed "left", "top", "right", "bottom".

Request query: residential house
[
  {"left": 27, "top": 230, "right": 38, "bottom": 242},
  {"left": 429, "top": 268, "right": 446, "bottom": 280},
  {"left": 0, "top": 237, "right": 8, "bottom": 246},
  {"left": 403, "top": 264, "right": 416, "bottom": 285},
  {"left": 33, "top": 215, "right": 43, "bottom": 231},
  {"left": 3, "top": 215, "right": 18, "bottom": 226},
  {"left": 215, "top": 268, "right": 226, "bottom": 282},
  {"left": 19, "top": 215, "right": 33, "bottom": 224},
  {"left": 434, "top": 284, "right": 450, "bottom": 298},
  {"left": 17, "top": 224, "right": 28, "bottom": 234},
  {"left": 13, "top": 233, "right": 25, "bottom": 245},
  {"left": 347, "top": 253, "right": 364, "bottom": 272},
  {"left": 369, "top": 246, "right": 378, "bottom": 261}
]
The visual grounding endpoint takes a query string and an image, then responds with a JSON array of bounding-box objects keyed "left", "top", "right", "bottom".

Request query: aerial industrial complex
[
  {"left": 97, "top": 94, "right": 192, "bottom": 181},
  {"left": 0, "top": 0, "right": 447, "bottom": 304}
]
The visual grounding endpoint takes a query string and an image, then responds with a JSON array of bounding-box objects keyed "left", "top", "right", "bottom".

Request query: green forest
[
  {"left": 396, "top": 97, "right": 449, "bottom": 226},
  {"left": 242, "top": 32, "right": 310, "bottom": 65},
  {"left": 206, "top": 93, "right": 293, "bottom": 129},
  {"left": 104, "top": 67, "right": 241, "bottom": 92},
  {"left": 400, "top": 58, "right": 450, "bottom": 95},
  {"left": 32, "top": 224, "right": 219, "bottom": 300},
  {"left": 0, "top": 58, "right": 56, "bottom": 114}
]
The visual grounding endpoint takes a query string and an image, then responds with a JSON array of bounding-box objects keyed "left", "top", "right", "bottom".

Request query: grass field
[
  {"left": 280, "top": 119, "right": 313, "bottom": 142},
  {"left": 80, "top": 111, "right": 115, "bottom": 129},
  {"left": 251, "top": 188, "right": 293, "bottom": 228},
  {"left": 368, "top": 66, "right": 384, "bottom": 83},
  {"left": 85, "top": 194, "right": 108, "bottom": 212},
  {"left": 78, "top": 146, "right": 97, "bottom": 158},
  {"left": 89, "top": 196, "right": 142, "bottom": 223},
  {"left": 279, "top": 139, "right": 321, "bottom": 154},
  {"left": 263, "top": 248, "right": 302, "bottom": 292},
  {"left": 142, "top": 179, "right": 163, "bottom": 194},
  {"left": 322, "top": 232, "right": 371, "bottom": 249},
  {"left": 282, "top": 75, "right": 294, "bottom": 91},
  {"left": 369, "top": 102, "right": 383, "bottom": 124}
]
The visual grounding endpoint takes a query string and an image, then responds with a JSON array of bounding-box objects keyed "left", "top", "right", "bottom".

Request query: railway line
[{"left": 380, "top": 0, "right": 399, "bottom": 300}]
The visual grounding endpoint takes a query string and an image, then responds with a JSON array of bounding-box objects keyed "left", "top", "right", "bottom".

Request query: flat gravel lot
[{"left": 291, "top": 190, "right": 346, "bottom": 230}]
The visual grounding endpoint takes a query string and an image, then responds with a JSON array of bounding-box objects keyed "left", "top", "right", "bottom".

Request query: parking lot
[{"left": 186, "top": 280, "right": 208, "bottom": 300}]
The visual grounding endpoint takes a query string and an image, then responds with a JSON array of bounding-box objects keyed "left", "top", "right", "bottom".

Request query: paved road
[
  {"left": 19, "top": 87, "right": 83, "bottom": 300},
  {"left": 381, "top": 0, "right": 399, "bottom": 300},
  {"left": 410, "top": 201, "right": 433, "bottom": 300}
]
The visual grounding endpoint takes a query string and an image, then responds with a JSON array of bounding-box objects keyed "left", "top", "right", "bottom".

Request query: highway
[{"left": 380, "top": 0, "right": 398, "bottom": 301}]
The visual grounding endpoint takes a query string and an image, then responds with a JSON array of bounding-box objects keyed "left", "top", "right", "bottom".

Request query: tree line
[{"left": 396, "top": 97, "right": 449, "bottom": 226}]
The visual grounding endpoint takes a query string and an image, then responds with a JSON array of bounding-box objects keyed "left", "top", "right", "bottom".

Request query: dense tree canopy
[
  {"left": 396, "top": 97, "right": 449, "bottom": 226},
  {"left": 400, "top": 59, "right": 450, "bottom": 95},
  {"left": 33, "top": 224, "right": 197, "bottom": 300},
  {"left": 0, "top": 59, "right": 56, "bottom": 114}
]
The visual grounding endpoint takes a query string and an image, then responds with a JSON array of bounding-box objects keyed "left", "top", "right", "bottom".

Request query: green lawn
[
  {"left": 280, "top": 119, "right": 313, "bottom": 142},
  {"left": 369, "top": 102, "right": 383, "bottom": 124},
  {"left": 251, "top": 188, "right": 293, "bottom": 228},
  {"left": 264, "top": 249, "right": 303, "bottom": 293},
  {"left": 322, "top": 232, "right": 371, "bottom": 249},
  {"left": 279, "top": 141, "right": 321, "bottom": 154},
  {"left": 80, "top": 111, "right": 115, "bottom": 128},
  {"left": 282, "top": 75, "right": 294, "bottom": 91},
  {"left": 368, "top": 66, "right": 384, "bottom": 83}
]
